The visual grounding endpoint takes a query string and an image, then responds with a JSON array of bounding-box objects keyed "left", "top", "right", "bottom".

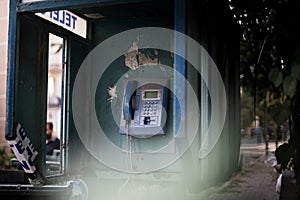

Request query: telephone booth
[{"left": 4, "top": 0, "right": 240, "bottom": 199}]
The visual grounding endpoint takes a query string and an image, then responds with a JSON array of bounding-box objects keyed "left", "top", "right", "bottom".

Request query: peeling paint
[
  {"left": 124, "top": 36, "right": 160, "bottom": 70},
  {"left": 139, "top": 49, "right": 159, "bottom": 66},
  {"left": 107, "top": 84, "right": 117, "bottom": 102},
  {"left": 160, "top": 66, "right": 166, "bottom": 72},
  {"left": 124, "top": 36, "right": 139, "bottom": 70}
]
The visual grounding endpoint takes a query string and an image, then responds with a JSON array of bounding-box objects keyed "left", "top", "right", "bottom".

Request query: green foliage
[
  {"left": 0, "top": 147, "right": 15, "bottom": 170},
  {"left": 268, "top": 67, "right": 282, "bottom": 87},
  {"left": 241, "top": 89, "right": 254, "bottom": 129},
  {"left": 268, "top": 99, "right": 291, "bottom": 125},
  {"left": 231, "top": 0, "right": 300, "bottom": 128},
  {"left": 283, "top": 76, "right": 297, "bottom": 98},
  {"left": 291, "top": 63, "right": 300, "bottom": 81}
]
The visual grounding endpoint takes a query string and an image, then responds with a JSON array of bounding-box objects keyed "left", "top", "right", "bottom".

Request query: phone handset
[{"left": 123, "top": 80, "right": 139, "bottom": 122}]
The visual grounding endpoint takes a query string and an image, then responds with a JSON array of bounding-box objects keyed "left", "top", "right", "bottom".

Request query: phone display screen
[{"left": 144, "top": 91, "right": 158, "bottom": 99}]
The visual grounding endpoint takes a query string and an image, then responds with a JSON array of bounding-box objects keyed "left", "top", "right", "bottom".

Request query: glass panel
[{"left": 46, "top": 33, "right": 65, "bottom": 176}]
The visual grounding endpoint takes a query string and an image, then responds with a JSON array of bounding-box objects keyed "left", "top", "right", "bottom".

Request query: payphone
[{"left": 119, "top": 78, "right": 169, "bottom": 137}]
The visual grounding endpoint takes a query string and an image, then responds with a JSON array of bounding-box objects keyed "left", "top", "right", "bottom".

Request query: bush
[{"left": 0, "top": 147, "right": 16, "bottom": 170}]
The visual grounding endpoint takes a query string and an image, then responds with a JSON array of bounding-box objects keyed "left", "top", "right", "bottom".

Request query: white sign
[
  {"left": 36, "top": 10, "right": 87, "bottom": 38},
  {"left": 7, "top": 124, "right": 38, "bottom": 173}
]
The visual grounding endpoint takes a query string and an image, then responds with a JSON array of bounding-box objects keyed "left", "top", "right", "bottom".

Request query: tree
[{"left": 229, "top": 0, "right": 300, "bottom": 149}]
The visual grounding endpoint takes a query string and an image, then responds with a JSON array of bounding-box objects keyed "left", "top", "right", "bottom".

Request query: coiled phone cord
[{"left": 119, "top": 121, "right": 134, "bottom": 193}]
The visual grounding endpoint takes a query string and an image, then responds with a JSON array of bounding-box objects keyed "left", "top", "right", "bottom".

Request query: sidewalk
[{"left": 199, "top": 137, "right": 281, "bottom": 200}]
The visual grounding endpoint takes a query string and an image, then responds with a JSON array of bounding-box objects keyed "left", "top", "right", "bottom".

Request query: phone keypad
[{"left": 142, "top": 101, "right": 158, "bottom": 116}]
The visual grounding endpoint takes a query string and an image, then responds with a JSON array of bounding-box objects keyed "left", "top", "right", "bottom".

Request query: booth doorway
[{"left": 46, "top": 33, "right": 67, "bottom": 176}]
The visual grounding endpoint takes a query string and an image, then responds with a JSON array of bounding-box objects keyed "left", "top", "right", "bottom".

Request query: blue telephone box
[{"left": 4, "top": 0, "right": 241, "bottom": 199}]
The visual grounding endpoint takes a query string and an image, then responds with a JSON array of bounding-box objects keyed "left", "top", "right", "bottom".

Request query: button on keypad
[{"left": 143, "top": 101, "right": 158, "bottom": 116}]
